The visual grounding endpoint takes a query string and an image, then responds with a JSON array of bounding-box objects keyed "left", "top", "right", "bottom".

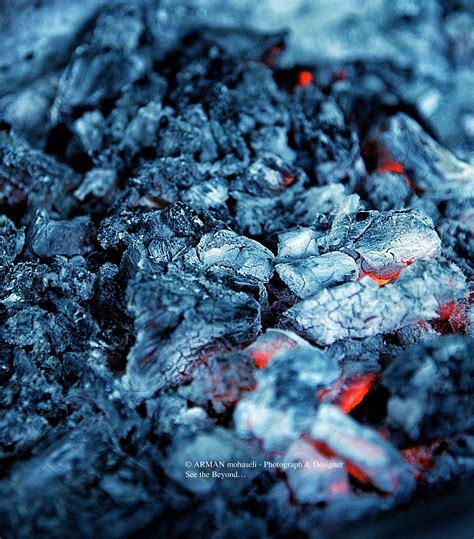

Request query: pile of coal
[{"left": 0, "top": 1, "right": 473, "bottom": 538}]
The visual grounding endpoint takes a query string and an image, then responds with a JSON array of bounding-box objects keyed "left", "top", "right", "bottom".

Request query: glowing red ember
[
  {"left": 318, "top": 373, "right": 378, "bottom": 413},
  {"left": 297, "top": 70, "right": 313, "bottom": 87}
]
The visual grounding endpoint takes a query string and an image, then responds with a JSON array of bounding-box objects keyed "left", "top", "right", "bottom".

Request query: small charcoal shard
[
  {"left": 309, "top": 404, "right": 415, "bottom": 499},
  {"left": 0, "top": 215, "right": 24, "bottom": 265},
  {"left": 183, "top": 229, "right": 274, "bottom": 282},
  {"left": 383, "top": 335, "right": 474, "bottom": 441},
  {"left": 276, "top": 252, "right": 358, "bottom": 299},
  {"left": 280, "top": 258, "right": 467, "bottom": 345},
  {"left": 122, "top": 267, "right": 261, "bottom": 398},
  {"left": 50, "top": 45, "right": 145, "bottom": 123},
  {"left": 368, "top": 113, "right": 474, "bottom": 200},
  {"left": 235, "top": 346, "right": 340, "bottom": 450},
  {"left": 28, "top": 209, "right": 95, "bottom": 259}
]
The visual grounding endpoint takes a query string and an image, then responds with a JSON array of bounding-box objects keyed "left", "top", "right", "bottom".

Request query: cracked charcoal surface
[{"left": 1, "top": 1, "right": 474, "bottom": 538}]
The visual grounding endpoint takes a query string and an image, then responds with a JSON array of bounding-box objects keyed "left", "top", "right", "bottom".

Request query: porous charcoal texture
[{"left": 1, "top": 1, "right": 473, "bottom": 538}]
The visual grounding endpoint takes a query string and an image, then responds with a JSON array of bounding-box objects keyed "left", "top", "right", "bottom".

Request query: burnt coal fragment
[
  {"left": 280, "top": 258, "right": 467, "bottom": 345},
  {"left": 383, "top": 335, "right": 474, "bottom": 441},
  {"left": 50, "top": 45, "right": 145, "bottom": 124},
  {"left": 123, "top": 266, "right": 261, "bottom": 398},
  {"left": 28, "top": 209, "right": 95, "bottom": 259}
]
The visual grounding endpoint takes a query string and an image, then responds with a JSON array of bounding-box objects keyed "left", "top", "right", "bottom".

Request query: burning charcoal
[
  {"left": 280, "top": 258, "right": 467, "bottom": 345},
  {"left": 28, "top": 209, "right": 95, "bottom": 259},
  {"left": 246, "top": 328, "right": 310, "bottom": 369},
  {"left": 284, "top": 439, "right": 350, "bottom": 504},
  {"left": 367, "top": 113, "right": 474, "bottom": 201},
  {"left": 183, "top": 229, "right": 274, "bottom": 282},
  {"left": 383, "top": 335, "right": 474, "bottom": 441},
  {"left": 309, "top": 404, "right": 415, "bottom": 499},
  {"left": 235, "top": 346, "right": 340, "bottom": 450},
  {"left": 276, "top": 252, "right": 358, "bottom": 299},
  {"left": 123, "top": 267, "right": 261, "bottom": 398},
  {"left": 345, "top": 209, "right": 440, "bottom": 281},
  {"left": 0, "top": 215, "right": 24, "bottom": 266}
]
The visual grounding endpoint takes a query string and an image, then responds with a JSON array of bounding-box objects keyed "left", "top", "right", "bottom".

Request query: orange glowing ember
[
  {"left": 281, "top": 173, "right": 295, "bottom": 187},
  {"left": 345, "top": 462, "right": 371, "bottom": 485},
  {"left": 402, "top": 440, "right": 442, "bottom": 479},
  {"left": 337, "top": 373, "right": 378, "bottom": 413},
  {"left": 364, "top": 270, "right": 402, "bottom": 286},
  {"left": 297, "top": 70, "right": 313, "bottom": 87},
  {"left": 252, "top": 351, "right": 273, "bottom": 369},
  {"left": 431, "top": 297, "right": 470, "bottom": 334},
  {"left": 318, "top": 373, "right": 378, "bottom": 413},
  {"left": 375, "top": 151, "right": 424, "bottom": 195},
  {"left": 377, "top": 159, "right": 405, "bottom": 174}
]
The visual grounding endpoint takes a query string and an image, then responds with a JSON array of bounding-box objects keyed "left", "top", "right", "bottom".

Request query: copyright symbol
[{"left": 185, "top": 461, "right": 192, "bottom": 468}]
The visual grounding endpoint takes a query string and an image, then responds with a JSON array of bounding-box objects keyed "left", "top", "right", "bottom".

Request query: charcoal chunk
[
  {"left": 28, "top": 210, "right": 95, "bottom": 259},
  {"left": 280, "top": 258, "right": 467, "bottom": 345},
  {"left": 123, "top": 267, "right": 261, "bottom": 397},
  {"left": 383, "top": 335, "right": 474, "bottom": 441}
]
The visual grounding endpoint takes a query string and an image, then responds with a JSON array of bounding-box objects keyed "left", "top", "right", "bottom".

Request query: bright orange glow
[
  {"left": 377, "top": 159, "right": 405, "bottom": 174},
  {"left": 281, "top": 173, "right": 295, "bottom": 187},
  {"left": 345, "top": 462, "right": 371, "bottom": 485},
  {"left": 364, "top": 270, "right": 402, "bottom": 286},
  {"left": 337, "top": 373, "right": 378, "bottom": 413},
  {"left": 252, "top": 351, "right": 273, "bottom": 369},
  {"left": 318, "top": 373, "right": 378, "bottom": 413},
  {"left": 297, "top": 70, "right": 313, "bottom": 87}
]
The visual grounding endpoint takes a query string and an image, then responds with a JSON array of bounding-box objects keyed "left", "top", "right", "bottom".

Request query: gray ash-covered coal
[{"left": 1, "top": 1, "right": 474, "bottom": 537}]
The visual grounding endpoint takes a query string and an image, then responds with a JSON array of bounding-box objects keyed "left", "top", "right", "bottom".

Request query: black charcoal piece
[
  {"left": 383, "top": 335, "right": 474, "bottom": 441},
  {"left": 28, "top": 209, "right": 95, "bottom": 258}
]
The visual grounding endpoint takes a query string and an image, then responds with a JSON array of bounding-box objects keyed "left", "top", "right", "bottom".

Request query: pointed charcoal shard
[
  {"left": 276, "top": 252, "right": 358, "bottom": 299},
  {"left": 279, "top": 258, "right": 467, "bottom": 345},
  {"left": 122, "top": 267, "right": 261, "bottom": 398},
  {"left": 309, "top": 404, "right": 415, "bottom": 499},
  {"left": 183, "top": 229, "right": 274, "bottom": 282},
  {"left": 28, "top": 210, "right": 95, "bottom": 259},
  {"left": 383, "top": 335, "right": 474, "bottom": 441}
]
